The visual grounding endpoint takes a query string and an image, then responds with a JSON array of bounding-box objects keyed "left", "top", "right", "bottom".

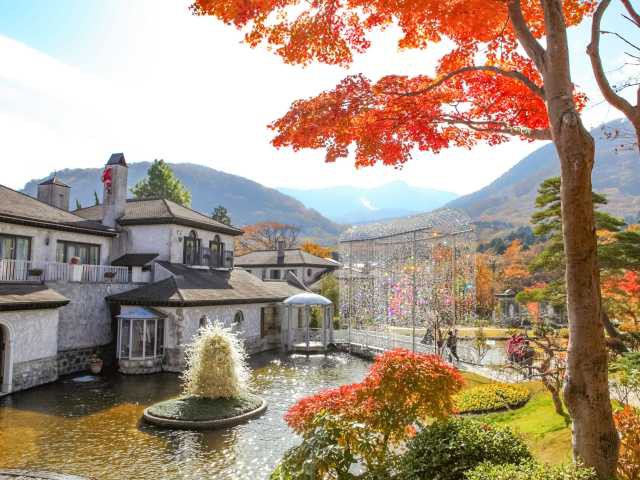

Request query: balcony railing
[
  {"left": 0, "top": 259, "right": 130, "bottom": 284},
  {"left": 186, "top": 247, "right": 234, "bottom": 269}
]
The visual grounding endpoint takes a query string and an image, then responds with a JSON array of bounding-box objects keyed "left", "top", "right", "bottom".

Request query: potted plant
[
  {"left": 88, "top": 353, "right": 103, "bottom": 374},
  {"left": 69, "top": 256, "right": 82, "bottom": 282}
]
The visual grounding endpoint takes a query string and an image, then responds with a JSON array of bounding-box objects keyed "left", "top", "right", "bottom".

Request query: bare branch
[
  {"left": 601, "top": 30, "right": 640, "bottom": 52},
  {"left": 383, "top": 65, "right": 545, "bottom": 99},
  {"left": 507, "top": 0, "right": 548, "bottom": 72},
  {"left": 587, "top": 0, "right": 638, "bottom": 121},
  {"left": 621, "top": 0, "right": 640, "bottom": 27}
]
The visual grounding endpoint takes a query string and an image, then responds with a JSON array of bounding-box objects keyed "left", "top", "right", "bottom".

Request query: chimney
[
  {"left": 276, "top": 239, "right": 285, "bottom": 265},
  {"left": 102, "top": 153, "right": 128, "bottom": 228},
  {"left": 37, "top": 176, "right": 70, "bottom": 211}
]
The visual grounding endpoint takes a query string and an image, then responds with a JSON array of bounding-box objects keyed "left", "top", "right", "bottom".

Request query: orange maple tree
[
  {"left": 193, "top": 0, "right": 618, "bottom": 475},
  {"left": 300, "top": 240, "right": 333, "bottom": 259}
]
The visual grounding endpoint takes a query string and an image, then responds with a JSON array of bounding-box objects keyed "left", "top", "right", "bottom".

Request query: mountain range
[
  {"left": 279, "top": 181, "right": 459, "bottom": 224},
  {"left": 445, "top": 118, "right": 640, "bottom": 228},
  {"left": 21, "top": 162, "right": 342, "bottom": 242}
]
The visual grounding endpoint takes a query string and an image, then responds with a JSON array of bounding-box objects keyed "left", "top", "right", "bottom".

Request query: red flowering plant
[{"left": 275, "top": 349, "right": 464, "bottom": 479}]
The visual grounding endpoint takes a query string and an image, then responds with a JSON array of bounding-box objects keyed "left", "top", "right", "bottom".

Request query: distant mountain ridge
[
  {"left": 21, "top": 162, "right": 342, "bottom": 242},
  {"left": 279, "top": 181, "right": 459, "bottom": 224},
  {"left": 446, "top": 118, "right": 640, "bottom": 226}
]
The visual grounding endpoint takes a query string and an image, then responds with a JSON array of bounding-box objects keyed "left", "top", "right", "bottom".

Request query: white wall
[
  {"left": 0, "top": 309, "right": 59, "bottom": 363},
  {"left": 0, "top": 221, "right": 112, "bottom": 265},
  {"left": 120, "top": 224, "right": 235, "bottom": 264}
]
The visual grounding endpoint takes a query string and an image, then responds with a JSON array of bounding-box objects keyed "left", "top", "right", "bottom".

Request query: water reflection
[{"left": 0, "top": 352, "right": 370, "bottom": 480}]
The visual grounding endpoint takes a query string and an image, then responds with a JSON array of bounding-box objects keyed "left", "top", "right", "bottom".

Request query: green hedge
[
  {"left": 455, "top": 383, "right": 530, "bottom": 414},
  {"left": 465, "top": 461, "right": 597, "bottom": 480},
  {"left": 397, "top": 418, "right": 531, "bottom": 480}
]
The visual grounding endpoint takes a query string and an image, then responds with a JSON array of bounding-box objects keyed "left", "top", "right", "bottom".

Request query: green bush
[
  {"left": 398, "top": 418, "right": 531, "bottom": 480},
  {"left": 455, "top": 383, "right": 530, "bottom": 414},
  {"left": 465, "top": 461, "right": 597, "bottom": 480}
]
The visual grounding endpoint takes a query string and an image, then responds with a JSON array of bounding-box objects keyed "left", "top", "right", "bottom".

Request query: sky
[{"left": 0, "top": 0, "right": 633, "bottom": 195}]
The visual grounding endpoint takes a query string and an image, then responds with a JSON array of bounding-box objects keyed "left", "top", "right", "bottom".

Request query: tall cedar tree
[
  {"left": 131, "top": 160, "right": 191, "bottom": 206},
  {"left": 192, "top": 0, "right": 621, "bottom": 474}
]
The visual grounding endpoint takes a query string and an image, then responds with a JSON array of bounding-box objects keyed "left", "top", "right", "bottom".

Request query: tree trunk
[{"left": 539, "top": 2, "right": 619, "bottom": 477}]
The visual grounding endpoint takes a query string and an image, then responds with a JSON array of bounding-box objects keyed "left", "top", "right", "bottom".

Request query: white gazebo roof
[{"left": 283, "top": 292, "right": 332, "bottom": 306}]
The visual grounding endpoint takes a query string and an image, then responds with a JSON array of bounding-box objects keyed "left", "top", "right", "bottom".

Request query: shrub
[
  {"left": 455, "top": 383, "right": 530, "bottom": 414},
  {"left": 279, "top": 349, "right": 465, "bottom": 478},
  {"left": 398, "top": 417, "right": 531, "bottom": 480},
  {"left": 615, "top": 406, "right": 640, "bottom": 480},
  {"left": 465, "top": 461, "right": 596, "bottom": 480}
]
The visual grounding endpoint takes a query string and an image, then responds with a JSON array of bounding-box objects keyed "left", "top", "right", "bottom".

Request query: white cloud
[{"left": 0, "top": 0, "right": 623, "bottom": 196}]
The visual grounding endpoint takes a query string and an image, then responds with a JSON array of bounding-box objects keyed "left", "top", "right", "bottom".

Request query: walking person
[{"left": 446, "top": 329, "right": 459, "bottom": 363}]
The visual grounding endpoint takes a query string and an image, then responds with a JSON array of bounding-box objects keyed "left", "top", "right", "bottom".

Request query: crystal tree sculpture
[{"left": 339, "top": 208, "right": 476, "bottom": 353}]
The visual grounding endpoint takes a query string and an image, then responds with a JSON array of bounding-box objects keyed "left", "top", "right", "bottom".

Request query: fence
[
  {"left": 332, "top": 329, "right": 505, "bottom": 366},
  {"left": 0, "top": 259, "right": 130, "bottom": 284}
]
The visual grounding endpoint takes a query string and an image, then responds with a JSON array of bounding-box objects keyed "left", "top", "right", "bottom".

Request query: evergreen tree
[
  {"left": 212, "top": 205, "right": 231, "bottom": 225},
  {"left": 75, "top": 199, "right": 82, "bottom": 210},
  {"left": 131, "top": 159, "right": 191, "bottom": 206},
  {"left": 93, "top": 191, "right": 100, "bottom": 206}
]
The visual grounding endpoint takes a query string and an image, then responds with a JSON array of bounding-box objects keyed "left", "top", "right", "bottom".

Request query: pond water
[{"left": 0, "top": 352, "right": 371, "bottom": 480}]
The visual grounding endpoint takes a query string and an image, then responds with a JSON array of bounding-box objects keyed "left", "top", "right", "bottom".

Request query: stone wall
[
  {"left": 49, "top": 282, "right": 136, "bottom": 351},
  {"left": 12, "top": 355, "right": 58, "bottom": 392}
]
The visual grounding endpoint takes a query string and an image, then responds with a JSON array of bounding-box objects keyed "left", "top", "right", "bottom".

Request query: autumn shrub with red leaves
[
  {"left": 615, "top": 406, "right": 640, "bottom": 480},
  {"left": 276, "top": 349, "right": 464, "bottom": 479}
]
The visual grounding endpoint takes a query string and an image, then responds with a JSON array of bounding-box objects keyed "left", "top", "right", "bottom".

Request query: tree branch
[
  {"left": 621, "top": 0, "right": 640, "bottom": 27},
  {"left": 383, "top": 65, "right": 545, "bottom": 99},
  {"left": 587, "top": 0, "right": 638, "bottom": 121},
  {"left": 507, "top": 0, "right": 548, "bottom": 73},
  {"left": 440, "top": 117, "right": 552, "bottom": 140}
]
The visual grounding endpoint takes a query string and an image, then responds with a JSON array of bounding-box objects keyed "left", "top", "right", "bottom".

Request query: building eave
[
  {"left": 0, "top": 299, "right": 70, "bottom": 312},
  {"left": 117, "top": 217, "right": 243, "bottom": 236},
  {"left": 0, "top": 214, "right": 117, "bottom": 237}
]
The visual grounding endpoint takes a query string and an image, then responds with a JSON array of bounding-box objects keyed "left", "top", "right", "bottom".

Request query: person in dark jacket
[{"left": 446, "top": 329, "right": 459, "bottom": 363}]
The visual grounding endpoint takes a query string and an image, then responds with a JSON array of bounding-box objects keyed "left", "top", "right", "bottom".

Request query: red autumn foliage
[
  {"left": 285, "top": 349, "right": 464, "bottom": 441},
  {"left": 615, "top": 406, "right": 640, "bottom": 480}
]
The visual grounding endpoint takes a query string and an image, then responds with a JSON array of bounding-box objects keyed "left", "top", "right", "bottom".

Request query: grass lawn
[
  {"left": 388, "top": 326, "right": 516, "bottom": 340},
  {"left": 460, "top": 372, "right": 572, "bottom": 465}
]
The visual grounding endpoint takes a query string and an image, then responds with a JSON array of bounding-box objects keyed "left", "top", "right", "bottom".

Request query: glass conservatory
[{"left": 116, "top": 306, "right": 166, "bottom": 374}]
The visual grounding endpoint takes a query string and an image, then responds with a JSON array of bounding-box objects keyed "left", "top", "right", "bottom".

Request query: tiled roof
[
  {"left": 0, "top": 283, "right": 70, "bottom": 311},
  {"left": 235, "top": 249, "right": 340, "bottom": 268},
  {"left": 0, "top": 185, "right": 116, "bottom": 236},
  {"left": 111, "top": 253, "right": 159, "bottom": 267},
  {"left": 107, "top": 153, "right": 127, "bottom": 166},
  {"left": 107, "top": 262, "right": 305, "bottom": 306},
  {"left": 39, "top": 176, "right": 70, "bottom": 187},
  {"left": 74, "top": 198, "right": 242, "bottom": 235}
]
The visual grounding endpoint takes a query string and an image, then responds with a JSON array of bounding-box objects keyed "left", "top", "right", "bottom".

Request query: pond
[{"left": 0, "top": 352, "right": 371, "bottom": 480}]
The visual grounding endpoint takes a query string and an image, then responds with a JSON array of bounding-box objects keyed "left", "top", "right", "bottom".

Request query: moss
[{"left": 147, "top": 393, "right": 262, "bottom": 421}]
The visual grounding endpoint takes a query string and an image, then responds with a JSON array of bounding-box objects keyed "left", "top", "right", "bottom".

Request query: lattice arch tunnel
[{"left": 338, "top": 208, "right": 476, "bottom": 353}]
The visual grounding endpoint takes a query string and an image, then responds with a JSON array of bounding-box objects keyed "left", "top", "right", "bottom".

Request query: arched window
[
  {"left": 199, "top": 315, "right": 209, "bottom": 329},
  {"left": 307, "top": 268, "right": 313, "bottom": 277},
  {"left": 232, "top": 310, "right": 244, "bottom": 327},
  {"left": 209, "top": 234, "right": 224, "bottom": 268},
  {"left": 183, "top": 230, "right": 200, "bottom": 265}
]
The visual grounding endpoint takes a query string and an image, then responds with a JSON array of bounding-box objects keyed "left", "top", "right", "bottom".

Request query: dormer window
[{"left": 209, "top": 235, "right": 224, "bottom": 268}]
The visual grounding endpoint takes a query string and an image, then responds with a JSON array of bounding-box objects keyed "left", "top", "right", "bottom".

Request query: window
[
  {"left": 269, "top": 269, "right": 281, "bottom": 280},
  {"left": 232, "top": 310, "right": 244, "bottom": 327},
  {"left": 56, "top": 241, "right": 100, "bottom": 264},
  {"left": 307, "top": 268, "right": 313, "bottom": 277},
  {"left": 183, "top": 230, "right": 200, "bottom": 265},
  {"left": 0, "top": 234, "right": 31, "bottom": 261},
  {"left": 117, "top": 316, "right": 164, "bottom": 360},
  {"left": 199, "top": 315, "right": 209, "bottom": 329},
  {"left": 209, "top": 235, "right": 224, "bottom": 267},
  {"left": 260, "top": 306, "right": 277, "bottom": 338}
]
